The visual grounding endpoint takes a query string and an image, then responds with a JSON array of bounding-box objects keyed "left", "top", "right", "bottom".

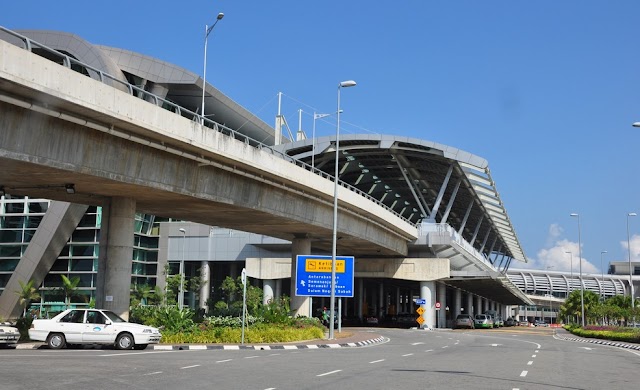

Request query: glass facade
[{"left": 0, "top": 195, "right": 165, "bottom": 314}]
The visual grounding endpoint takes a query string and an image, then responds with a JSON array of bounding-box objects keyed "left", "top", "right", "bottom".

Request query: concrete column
[
  {"left": 357, "top": 279, "right": 364, "bottom": 320},
  {"left": 437, "top": 282, "right": 447, "bottom": 328},
  {"left": 290, "top": 235, "right": 311, "bottom": 317},
  {"left": 263, "top": 279, "right": 275, "bottom": 305},
  {"left": 453, "top": 289, "right": 462, "bottom": 318},
  {"left": 378, "top": 283, "right": 384, "bottom": 318},
  {"left": 475, "top": 296, "right": 482, "bottom": 317},
  {"left": 420, "top": 281, "right": 436, "bottom": 329},
  {"left": 200, "top": 260, "right": 210, "bottom": 312},
  {"left": 96, "top": 197, "right": 135, "bottom": 320},
  {"left": 275, "top": 279, "right": 282, "bottom": 299},
  {"left": 465, "top": 292, "right": 473, "bottom": 316},
  {"left": 409, "top": 289, "right": 414, "bottom": 313},
  {"left": 483, "top": 298, "right": 489, "bottom": 313},
  {"left": 396, "top": 287, "right": 401, "bottom": 316}
]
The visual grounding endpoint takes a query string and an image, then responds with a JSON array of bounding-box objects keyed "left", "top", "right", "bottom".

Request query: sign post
[{"left": 241, "top": 268, "right": 247, "bottom": 345}]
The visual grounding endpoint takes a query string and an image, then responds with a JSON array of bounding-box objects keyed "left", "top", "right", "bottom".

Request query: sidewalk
[
  {"left": 13, "top": 328, "right": 386, "bottom": 351},
  {"left": 554, "top": 327, "right": 640, "bottom": 351}
]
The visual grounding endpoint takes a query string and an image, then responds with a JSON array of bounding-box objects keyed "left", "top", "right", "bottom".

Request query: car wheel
[
  {"left": 47, "top": 333, "right": 66, "bottom": 349},
  {"left": 133, "top": 344, "right": 148, "bottom": 350},
  {"left": 116, "top": 333, "right": 134, "bottom": 350}
]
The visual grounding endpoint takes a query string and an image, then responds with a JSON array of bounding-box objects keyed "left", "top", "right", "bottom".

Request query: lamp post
[
  {"left": 600, "top": 250, "right": 607, "bottom": 300},
  {"left": 178, "top": 228, "right": 186, "bottom": 309},
  {"left": 201, "top": 12, "right": 224, "bottom": 120},
  {"left": 570, "top": 213, "right": 585, "bottom": 327},
  {"left": 627, "top": 213, "right": 637, "bottom": 313},
  {"left": 329, "top": 80, "right": 356, "bottom": 340}
]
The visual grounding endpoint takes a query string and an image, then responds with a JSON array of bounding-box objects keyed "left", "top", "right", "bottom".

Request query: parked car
[
  {"left": 474, "top": 314, "right": 494, "bottom": 329},
  {"left": 454, "top": 314, "right": 474, "bottom": 329},
  {"left": 504, "top": 317, "right": 517, "bottom": 327},
  {"left": 0, "top": 322, "right": 20, "bottom": 348},
  {"left": 365, "top": 316, "right": 379, "bottom": 326},
  {"left": 534, "top": 320, "right": 549, "bottom": 327},
  {"left": 29, "top": 309, "right": 161, "bottom": 350},
  {"left": 493, "top": 315, "right": 504, "bottom": 328},
  {"left": 393, "top": 313, "right": 417, "bottom": 328}
]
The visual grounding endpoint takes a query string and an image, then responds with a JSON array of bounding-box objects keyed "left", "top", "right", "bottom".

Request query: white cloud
[
  {"left": 620, "top": 234, "right": 640, "bottom": 261},
  {"left": 522, "top": 225, "right": 598, "bottom": 274}
]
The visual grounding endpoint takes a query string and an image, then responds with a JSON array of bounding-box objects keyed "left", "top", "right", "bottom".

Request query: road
[{"left": 1, "top": 327, "right": 637, "bottom": 389}]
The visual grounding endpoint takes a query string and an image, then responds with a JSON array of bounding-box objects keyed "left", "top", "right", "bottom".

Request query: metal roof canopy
[{"left": 277, "top": 134, "right": 526, "bottom": 265}]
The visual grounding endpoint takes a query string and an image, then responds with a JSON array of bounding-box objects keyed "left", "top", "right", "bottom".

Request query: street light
[
  {"left": 178, "top": 228, "right": 186, "bottom": 309},
  {"left": 201, "top": 12, "right": 225, "bottom": 120},
  {"left": 565, "top": 251, "right": 573, "bottom": 292},
  {"left": 633, "top": 122, "right": 640, "bottom": 127},
  {"left": 600, "top": 250, "right": 608, "bottom": 300},
  {"left": 627, "top": 212, "right": 637, "bottom": 312},
  {"left": 570, "top": 213, "right": 585, "bottom": 327},
  {"left": 329, "top": 80, "right": 356, "bottom": 340}
]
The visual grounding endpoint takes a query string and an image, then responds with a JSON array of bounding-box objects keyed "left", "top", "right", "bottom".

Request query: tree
[
  {"left": 57, "top": 275, "right": 80, "bottom": 310},
  {"left": 14, "top": 279, "right": 41, "bottom": 318},
  {"left": 130, "top": 284, "right": 153, "bottom": 307}
]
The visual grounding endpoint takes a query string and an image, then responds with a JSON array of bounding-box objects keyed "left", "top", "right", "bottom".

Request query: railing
[
  {"left": 419, "top": 222, "right": 496, "bottom": 270},
  {"left": 0, "top": 26, "right": 415, "bottom": 227}
]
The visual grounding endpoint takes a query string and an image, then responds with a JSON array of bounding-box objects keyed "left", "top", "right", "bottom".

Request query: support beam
[{"left": 290, "top": 235, "right": 311, "bottom": 317}]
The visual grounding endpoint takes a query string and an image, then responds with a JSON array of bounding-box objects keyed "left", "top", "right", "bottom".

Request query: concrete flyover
[
  {"left": 0, "top": 34, "right": 416, "bottom": 319},
  {"left": 0, "top": 28, "right": 531, "bottom": 326}
]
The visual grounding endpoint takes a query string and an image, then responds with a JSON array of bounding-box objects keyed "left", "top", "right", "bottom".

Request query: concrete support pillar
[
  {"left": 96, "top": 197, "right": 135, "bottom": 320},
  {"left": 453, "top": 289, "right": 462, "bottom": 319},
  {"left": 483, "top": 298, "right": 489, "bottom": 313},
  {"left": 200, "top": 260, "right": 210, "bottom": 312},
  {"left": 357, "top": 279, "right": 364, "bottom": 320},
  {"left": 420, "top": 281, "right": 436, "bottom": 329},
  {"left": 263, "top": 279, "right": 275, "bottom": 305},
  {"left": 437, "top": 282, "right": 447, "bottom": 328},
  {"left": 275, "top": 279, "right": 282, "bottom": 299},
  {"left": 465, "top": 292, "right": 473, "bottom": 316},
  {"left": 475, "top": 295, "right": 482, "bottom": 317},
  {"left": 396, "top": 287, "right": 401, "bottom": 316},
  {"left": 378, "top": 283, "right": 384, "bottom": 318},
  {"left": 409, "top": 289, "right": 414, "bottom": 313},
  {"left": 290, "top": 235, "right": 311, "bottom": 317}
]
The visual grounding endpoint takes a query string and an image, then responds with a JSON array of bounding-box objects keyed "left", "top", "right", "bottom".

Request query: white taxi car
[
  {"left": 0, "top": 322, "right": 20, "bottom": 348},
  {"left": 29, "top": 309, "right": 161, "bottom": 350}
]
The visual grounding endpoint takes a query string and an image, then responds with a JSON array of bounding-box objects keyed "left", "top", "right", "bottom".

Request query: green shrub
[{"left": 15, "top": 316, "right": 33, "bottom": 341}]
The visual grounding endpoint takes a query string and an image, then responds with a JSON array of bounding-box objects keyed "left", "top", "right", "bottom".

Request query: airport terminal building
[{"left": 1, "top": 27, "right": 636, "bottom": 327}]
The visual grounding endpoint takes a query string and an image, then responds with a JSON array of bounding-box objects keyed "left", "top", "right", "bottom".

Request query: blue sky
[{"left": 4, "top": 1, "right": 640, "bottom": 274}]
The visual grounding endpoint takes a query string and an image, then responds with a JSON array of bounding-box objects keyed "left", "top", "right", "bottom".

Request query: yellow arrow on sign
[
  {"left": 416, "top": 307, "right": 425, "bottom": 315},
  {"left": 416, "top": 316, "right": 424, "bottom": 324}
]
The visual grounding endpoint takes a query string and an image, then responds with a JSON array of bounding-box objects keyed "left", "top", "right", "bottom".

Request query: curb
[
  {"left": 554, "top": 331, "right": 640, "bottom": 351},
  {"left": 151, "top": 336, "right": 387, "bottom": 351}
]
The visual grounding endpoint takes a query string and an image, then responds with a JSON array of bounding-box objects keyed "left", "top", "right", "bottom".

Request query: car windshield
[{"left": 102, "top": 310, "right": 126, "bottom": 323}]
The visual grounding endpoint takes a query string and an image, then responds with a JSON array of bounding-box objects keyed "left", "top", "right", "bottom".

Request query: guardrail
[{"left": 0, "top": 26, "right": 415, "bottom": 227}]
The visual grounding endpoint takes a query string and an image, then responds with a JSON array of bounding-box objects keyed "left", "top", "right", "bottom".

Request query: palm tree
[
  {"left": 57, "top": 275, "right": 80, "bottom": 310},
  {"left": 14, "top": 279, "right": 41, "bottom": 317}
]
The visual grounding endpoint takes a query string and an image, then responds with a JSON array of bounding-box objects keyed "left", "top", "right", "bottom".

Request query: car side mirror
[{"left": 105, "top": 320, "right": 112, "bottom": 326}]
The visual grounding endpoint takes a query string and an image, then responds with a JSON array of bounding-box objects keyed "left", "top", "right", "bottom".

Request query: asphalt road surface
[{"left": 1, "top": 327, "right": 637, "bottom": 390}]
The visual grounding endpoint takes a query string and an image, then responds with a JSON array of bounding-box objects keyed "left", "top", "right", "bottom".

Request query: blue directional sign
[
  {"left": 415, "top": 298, "right": 426, "bottom": 305},
  {"left": 295, "top": 255, "right": 354, "bottom": 297}
]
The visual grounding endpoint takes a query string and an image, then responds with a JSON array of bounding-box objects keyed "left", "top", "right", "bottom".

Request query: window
[
  {"left": 85, "top": 311, "right": 106, "bottom": 324},
  {"left": 60, "top": 310, "right": 85, "bottom": 323}
]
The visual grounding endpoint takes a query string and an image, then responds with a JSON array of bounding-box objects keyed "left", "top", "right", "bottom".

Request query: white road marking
[
  {"left": 245, "top": 355, "right": 260, "bottom": 359},
  {"left": 216, "top": 359, "right": 232, "bottom": 363},
  {"left": 370, "top": 359, "right": 385, "bottom": 364},
  {"left": 535, "top": 350, "right": 539, "bottom": 353},
  {"left": 491, "top": 344, "right": 501, "bottom": 347},
  {"left": 520, "top": 371, "right": 528, "bottom": 377},
  {"left": 425, "top": 349, "right": 434, "bottom": 352},
  {"left": 580, "top": 347, "right": 593, "bottom": 351},
  {"left": 180, "top": 365, "right": 200, "bottom": 369},
  {"left": 317, "top": 370, "right": 342, "bottom": 377},
  {"left": 144, "top": 371, "right": 162, "bottom": 376},
  {"left": 402, "top": 353, "right": 414, "bottom": 357},
  {"left": 527, "top": 361, "right": 533, "bottom": 366},
  {"left": 411, "top": 342, "right": 425, "bottom": 345},
  {"left": 101, "top": 351, "right": 174, "bottom": 357},
  {"left": 532, "top": 354, "right": 536, "bottom": 358},
  {"left": 268, "top": 353, "right": 281, "bottom": 356},
  {"left": 442, "top": 346, "right": 448, "bottom": 349}
]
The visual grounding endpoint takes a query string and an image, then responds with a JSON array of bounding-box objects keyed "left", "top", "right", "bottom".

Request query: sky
[{"left": 4, "top": 1, "right": 640, "bottom": 275}]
